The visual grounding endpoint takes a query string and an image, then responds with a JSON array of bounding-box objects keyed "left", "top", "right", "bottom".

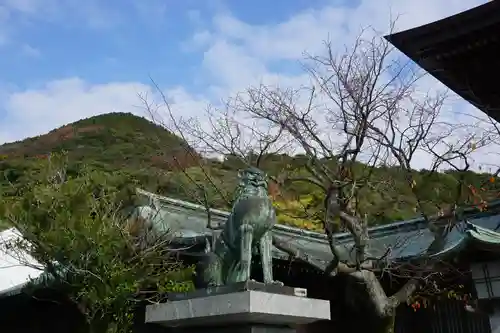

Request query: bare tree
[{"left": 142, "top": 26, "right": 496, "bottom": 332}]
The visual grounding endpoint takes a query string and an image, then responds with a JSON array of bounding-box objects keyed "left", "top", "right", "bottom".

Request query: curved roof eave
[
  {"left": 136, "top": 188, "right": 500, "bottom": 240},
  {"left": 385, "top": 2, "right": 500, "bottom": 52},
  {"left": 135, "top": 188, "right": 331, "bottom": 241},
  {"left": 384, "top": 1, "right": 500, "bottom": 119},
  {"left": 466, "top": 222, "right": 500, "bottom": 248},
  {"left": 394, "top": 221, "right": 500, "bottom": 263}
]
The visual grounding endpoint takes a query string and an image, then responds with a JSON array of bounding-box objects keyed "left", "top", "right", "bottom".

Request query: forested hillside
[{"left": 0, "top": 112, "right": 497, "bottom": 232}]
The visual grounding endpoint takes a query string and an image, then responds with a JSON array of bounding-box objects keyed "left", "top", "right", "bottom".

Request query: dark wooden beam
[
  {"left": 385, "top": 2, "right": 500, "bottom": 122},
  {"left": 386, "top": 2, "right": 500, "bottom": 53}
]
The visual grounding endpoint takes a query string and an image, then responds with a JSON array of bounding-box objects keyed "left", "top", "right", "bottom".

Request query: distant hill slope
[
  {"left": 0, "top": 112, "right": 203, "bottom": 214},
  {"left": 0, "top": 112, "right": 199, "bottom": 170},
  {"left": 0, "top": 112, "right": 498, "bottom": 232}
]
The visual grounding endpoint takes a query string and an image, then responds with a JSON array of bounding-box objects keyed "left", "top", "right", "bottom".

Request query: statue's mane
[{"left": 233, "top": 168, "right": 268, "bottom": 200}]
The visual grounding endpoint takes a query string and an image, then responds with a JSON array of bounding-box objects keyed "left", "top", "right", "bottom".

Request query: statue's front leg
[
  {"left": 260, "top": 231, "right": 283, "bottom": 286},
  {"left": 236, "top": 223, "right": 253, "bottom": 283}
]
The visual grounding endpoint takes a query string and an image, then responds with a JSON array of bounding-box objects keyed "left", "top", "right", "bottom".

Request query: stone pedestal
[{"left": 145, "top": 282, "right": 330, "bottom": 333}]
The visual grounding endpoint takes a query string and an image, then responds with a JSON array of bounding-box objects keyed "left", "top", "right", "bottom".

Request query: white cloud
[
  {"left": 183, "top": 0, "right": 495, "bottom": 170},
  {"left": 0, "top": 78, "right": 149, "bottom": 143},
  {"left": 182, "top": 30, "right": 213, "bottom": 52},
  {"left": 191, "top": 0, "right": 484, "bottom": 62},
  {"left": 182, "top": 0, "right": 486, "bottom": 102},
  {"left": 0, "top": 78, "right": 210, "bottom": 145}
]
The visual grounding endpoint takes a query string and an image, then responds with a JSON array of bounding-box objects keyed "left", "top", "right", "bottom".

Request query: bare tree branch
[{"left": 143, "top": 22, "right": 496, "bottom": 330}]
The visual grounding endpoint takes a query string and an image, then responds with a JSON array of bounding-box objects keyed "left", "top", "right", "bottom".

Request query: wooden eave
[{"left": 385, "top": 1, "right": 500, "bottom": 120}]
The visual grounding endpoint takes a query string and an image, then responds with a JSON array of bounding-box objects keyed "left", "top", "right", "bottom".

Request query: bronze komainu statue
[{"left": 199, "top": 167, "right": 282, "bottom": 287}]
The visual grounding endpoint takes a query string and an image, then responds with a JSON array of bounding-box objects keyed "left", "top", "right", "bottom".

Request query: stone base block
[
  {"left": 145, "top": 287, "right": 330, "bottom": 332},
  {"left": 172, "top": 323, "right": 298, "bottom": 333}
]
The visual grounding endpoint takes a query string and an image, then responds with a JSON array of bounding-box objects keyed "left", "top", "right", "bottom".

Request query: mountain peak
[{"left": 0, "top": 112, "right": 199, "bottom": 170}]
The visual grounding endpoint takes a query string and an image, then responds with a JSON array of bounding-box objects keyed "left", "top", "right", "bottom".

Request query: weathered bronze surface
[{"left": 198, "top": 167, "right": 283, "bottom": 287}]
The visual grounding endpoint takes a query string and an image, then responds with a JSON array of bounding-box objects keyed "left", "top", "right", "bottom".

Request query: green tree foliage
[
  {"left": 0, "top": 111, "right": 497, "bottom": 333},
  {"left": 0, "top": 152, "right": 193, "bottom": 333}
]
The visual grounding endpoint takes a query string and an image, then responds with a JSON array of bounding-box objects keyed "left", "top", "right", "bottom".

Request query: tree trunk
[{"left": 378, "top": 314, "right": 396, "bottom": 333}]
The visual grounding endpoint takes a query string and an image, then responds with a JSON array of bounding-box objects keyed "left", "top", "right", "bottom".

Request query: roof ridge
[{"left": 136, "top": 188, "right": 500, "bottom": 240}]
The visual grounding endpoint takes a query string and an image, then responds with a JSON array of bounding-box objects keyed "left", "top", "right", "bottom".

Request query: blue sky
[
  {"left": 0, "top": 0, "right": 493, "bottom": 169},
  {"left": 1, "top": 0, "right": 335, "bottom": 89}
]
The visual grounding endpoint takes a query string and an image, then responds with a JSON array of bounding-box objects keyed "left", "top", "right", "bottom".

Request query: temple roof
[
  {"left": 2, "top": 189, "right": 500, "bottom": 298},
  {"left": 136, "top": 189, "right": 500, "bottom": 263},
  {"left": 385, "top": 1, "right": 500, "bottom": 121}
]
